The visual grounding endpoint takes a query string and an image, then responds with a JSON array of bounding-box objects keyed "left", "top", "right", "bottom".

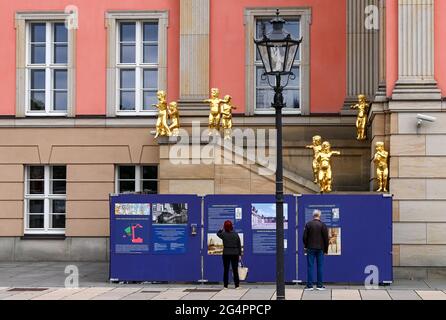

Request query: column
[
  {"left": 374, "top": 0, "right": 387, "bottom": 101},
  {"left": 179, "top": 0, "right": 210, "bottom": 102},
  {"left": 392, "top": 0, "right": 441, "bottom": 100},
  {"left": 344, "top": 0, "right": 379, "bottom": 110}
]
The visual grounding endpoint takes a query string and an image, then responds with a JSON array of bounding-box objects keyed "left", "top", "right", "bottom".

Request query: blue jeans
[{"left": 306, "top": 249, "right": 324, "bottom": 288}]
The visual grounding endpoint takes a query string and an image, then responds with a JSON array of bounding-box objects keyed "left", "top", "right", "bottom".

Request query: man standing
[{"left": 303, "top": 210, "right": 329, "bottom": 291}]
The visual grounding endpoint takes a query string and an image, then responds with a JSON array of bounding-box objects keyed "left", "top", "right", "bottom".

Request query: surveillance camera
[{"left": 417, "top": 114, "right": 436, "bottom": 123}]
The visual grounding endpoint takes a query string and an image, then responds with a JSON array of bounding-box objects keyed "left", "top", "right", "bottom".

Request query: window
[
  {"left": 24, "top": 166, "right": 66, "bottom": 234},
  {"left": 244, "top": 8, "right": 311, "bottom": 115},
  {"left": 105, "top": 11, "right": 168, "bottom": 117},
  {"left": 27, "top": 22, "right": 69, "bottom": 115},
  {"left": 255, "top": 18, "right": 301, "bottom": 111},
  {"left": 116, "top": 165, "right": 158, "bottom": 194}
]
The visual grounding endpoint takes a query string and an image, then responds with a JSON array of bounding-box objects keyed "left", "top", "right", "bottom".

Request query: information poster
[
  {"left": 114, "top": 203, "right": 151, "bottom": 254},
  {"left": 207, "top": 204, "right": 244, "bottom": 255},
  {"left": 251, "top": 203, "right": 288, "bottom": 254},
  {"left": 151, "top": 203, "right": 188, "bottom": 254},
  {"left": 305, "top": 204, "right": 341, "bottom": 255}
]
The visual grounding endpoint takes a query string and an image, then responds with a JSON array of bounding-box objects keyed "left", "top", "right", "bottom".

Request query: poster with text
[{"left": 113, "top": 216, "right": 150, "bottom": 254}]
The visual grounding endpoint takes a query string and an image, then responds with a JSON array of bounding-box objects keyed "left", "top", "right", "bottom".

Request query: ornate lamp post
[{"left": 254, "top": 9, "right": 302, "bottom": 301}]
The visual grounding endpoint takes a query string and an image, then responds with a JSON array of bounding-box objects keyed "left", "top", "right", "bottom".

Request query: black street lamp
[{"left": 254, "top": 9, "right": 302, "bottom": 301}]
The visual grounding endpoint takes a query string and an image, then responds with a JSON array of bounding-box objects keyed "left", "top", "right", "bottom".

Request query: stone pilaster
[
  {"left": 374, "top": 0, "right": 387, "bottom": 101},
  {"left": 343, "top": 0, "right": 379, "bottom": 111},
  {"left": 392, "top": 0, "right": 441, "bottom": 101}
]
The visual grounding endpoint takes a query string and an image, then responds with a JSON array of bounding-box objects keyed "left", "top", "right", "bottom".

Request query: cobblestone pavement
[{"left": 0, "top": 262, "right": 445, "bottom": 300}]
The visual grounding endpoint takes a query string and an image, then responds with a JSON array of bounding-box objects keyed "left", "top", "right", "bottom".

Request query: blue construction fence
[{"left": 109, "top": 193, "right": 392, "bottom": 284}]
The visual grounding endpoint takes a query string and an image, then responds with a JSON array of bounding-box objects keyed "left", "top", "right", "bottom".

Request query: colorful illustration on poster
[
  {"left": 123, "top": 224, "right": 144, "bottom": 244},
  {"left": 152, "top": 203, "right": 188, "bottom": 224},
  {"left": 328, "top": 228, "right": 341, "bottom": 255},
  {"left": 115, "top": 203, "right": 150, "bottom": 216},
  {"left": 251, "top": 203, "right": 288, "bottom": 230},
  {"left": 208, "top": 233, "right": 244, "bottom": 255}
]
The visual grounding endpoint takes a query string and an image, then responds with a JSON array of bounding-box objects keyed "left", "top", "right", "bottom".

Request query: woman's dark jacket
[{"left": 217, "top": 230, "right": 242, "bottom": 256}]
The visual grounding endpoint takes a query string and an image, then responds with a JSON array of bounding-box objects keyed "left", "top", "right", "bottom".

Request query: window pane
[
  {"left": 54, "top": 23, "right": 68, "bottom": 42},
  {"left": 283, "top": 89, "right": 300, "bottom": 109},
  {"left": 286, "top": 20, "right": 301, "bottom": 39},
  {"left": 52, "top": 181, "right": 66, "bottom": 194},
  {"left": 52, "top": 166, "right": 66, "bottom": 179},
  {"left": 29, "top": 166, "right": 44, "bottom": 179},
  {"left": 51, "top": 215, "right": 66, "bottom": 228},
  {"left": 142, "top": 166, "right": 158, "bottom": 180},
  {"left": 256, "top": 67, "right": 272, "bottom": 87},
  {"left": 54, "top": 70, "right": 67, "bottom": 89},
  {"left": 31, "top": 70, "right": 46, "bottom": 89},
  {"left": 53, "top": 91, "right": 67, "bottom": 111},
  {"left": 143, "top": 44, "right": 158, "bottom": 64},
  {"left": 54, "top": 44, "right": 68, "bottom": 64},
  {"left": 143, "top": 70, "right": 157, "bottom": 88},
  {"left": 29, "top": 215, "right": 44, "bottom": 229},
  {"left": 119, "top": 181, "right": 135, "bottom": 193},
  {"left": 51, "top": 199, "right": 66, "bottom": 213},
  {"left": 120, "top": 70, "right": 135, "bottom": 89},
  {"left": 288, "top": 67, "right": 300, "bottom": 87},
  {"left": 143, "top": 91, "right": 157, "bottom": 110},
  {"left": 256, "top": 88, "right": 274, "bottom": 109},
  {"left": 120, "top": 44, "right": 135, "bottom": 63},
  {"left": 29, "top": 181, "right": 44, "bottom": 194},
  {"left": 143, "top": 22, "right": 158, "bottom": 41},
  {"left": 31, "top": 23, "right": 46, "bottom": 42},
  {"left": 30, "top": 92, "right": 45, "bottom": 111},
  {"left": 142, "top": 180, "right": 158, "bottom": 194},
  {"left": 120, "top": 91, "right": 135, "bottom": 110},
  {"left": 119, "top": 166, "right": 135, "bottom": 180},
  {"left": 31, "top": 44, "right": 46, "bottom": 64},
  {"left": 120, "top": 23, "right": 136, "bottom": 42},
  {"left": 29, "top": 200, "right": 44, "bottom": 213}
]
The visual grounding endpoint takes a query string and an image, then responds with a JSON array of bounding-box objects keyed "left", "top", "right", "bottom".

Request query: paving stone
[
  {"left": 62, "top": 287, "right": 114, "bottom": 300},
  {"left": 211, "top": 288, "right": 249, "bottom": 300},
  {"left": 3, "top": 288, "right": 56, "bottom": 300},
  {"left": 271, "top": 289, "right": 303, "bottom": 300},
  {"left": 332, "top": 289, "right": 361, "bottom": 300},
  {"left": 152, "top": 288, "right": 190, "bottom": 300},
  {"left": 415, "top": 290, "right": 446, "bottom": 300},
  {"left": 181, "top": 292, "right": 220, "bottom": 300},
  {"left": 32, "top": 288, "right": 88, "bottom": 300},
  {"left": 241, "top": 289, "right": 275, "bottom": 300},
  {"left": 302, "top": 289, "right": 331, "bottom": 300},
  {"left": 92, "top": 287, "right": 142, "bottom": 300},
  {"left": 387, "top": 290, "right": 421, "bottom": 300},
  {"left": 359, "top": 290, "right": 391, "bottom": 300}
]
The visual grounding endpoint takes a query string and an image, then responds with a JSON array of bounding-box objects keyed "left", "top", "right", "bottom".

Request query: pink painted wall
[
  {"left": 0, "top": 0, "right": 180, "bottom": 115},
  {"left": 210, "top": 0, "right": 347, "bottom": 114},
  {"left": 386, "top": 0, "right": 398, "bottom": 97},
  {"left": 435, "top": 0, "right": 446, "bottom": 96}
]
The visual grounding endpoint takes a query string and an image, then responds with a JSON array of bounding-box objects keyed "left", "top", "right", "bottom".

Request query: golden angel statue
[
  {"left": 316, "top": 141, "right": 341, "bottom": 193},
  {"left": 153, "top": 90, "right": 171, "bottom": 138},
  {"left": 168, "top": 101, "right": 180, "bottom": 137},
  {"left": 351, "top": 94, "right": 369, "bottom": 141},
  {"left": 373, "top": 141, "right": 389, "bottom": 192},
  {"left": 204, "top": 88, "right": 226, "bottom": 135},
  {"left": 221, "top": 95, "right": 237, "bottom": 140},
  {"left": 306, "top": 135, "right": 323, "bottom": 184}
]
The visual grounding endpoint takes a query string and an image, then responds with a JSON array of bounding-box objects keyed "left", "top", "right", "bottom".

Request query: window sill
[
  {"left": 253, "top": 110, "right": 302, "bottom": 116},
  {"left": 21, "top": 234, "right": 66, "bottom": 240}
]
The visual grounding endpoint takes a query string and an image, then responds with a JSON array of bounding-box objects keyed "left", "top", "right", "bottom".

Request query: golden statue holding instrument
[
  {"left": 168, "top": 101, "right": 180, "bottom": 137},
  {"left": 221, "top": 95, "right": 237, "bottom": 140},
  {"left": 153, "top": 90, "right": 180, "bottom": 138},
  {"left": 306, "top": 135, "right": 323, "bottom": 184},
  {"left": 204, "top": 88, "right": 226, "bottom": 135},
  {"left": 373, "top": 141, "right": 389, "bottom": 192},
  {"left": 316, "top": 141, "right": 341, "bottom": 193},
  {"left": 351, "top": 94, "right": 369, "bottom": 141}
]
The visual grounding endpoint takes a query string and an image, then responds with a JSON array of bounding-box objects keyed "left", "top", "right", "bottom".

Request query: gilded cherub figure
[
  {"left": 316, "top": 141, "right": 341, "bottom": 193},
  {"left": 351, "top": 94, "right": 369, "bottom": 141},
  {"left": 168, "top": 101, "right": 180, "bottom": 137},
  {"left": 153, "top": 90, "right": 171, "bottom": 138},
  {"left": 306, "top": 135, "right": 323, "bottom": 184},
  {"left": 373, "top": 141, "right": 389, "bottom": 192},
  {"left": 204, "top": 88, "right": 226, "bottom": 135},
  {"left": 221, "top": 95, "right": 237, "bottom": 140}
]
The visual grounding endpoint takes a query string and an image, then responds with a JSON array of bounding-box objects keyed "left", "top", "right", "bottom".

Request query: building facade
[{"left": 0, "top": 0, "right": 445, "bottom": 279}]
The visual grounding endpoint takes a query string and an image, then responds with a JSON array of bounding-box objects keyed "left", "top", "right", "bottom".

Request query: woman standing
[{"left": 217, "top": 220, "right": 242, "bottom": 289}]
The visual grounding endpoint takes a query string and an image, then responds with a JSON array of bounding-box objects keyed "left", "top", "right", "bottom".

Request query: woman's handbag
[{"left": 238, "top": 259, "right": 248, "bottom": 281}]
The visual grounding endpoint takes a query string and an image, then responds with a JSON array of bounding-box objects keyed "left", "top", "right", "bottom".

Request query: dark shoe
[
  {"left": 304, "top": 286, "right": 314, "bottom": 291},
  {"left": 316, "top": 286, "right": 326, "bottom": 291}
]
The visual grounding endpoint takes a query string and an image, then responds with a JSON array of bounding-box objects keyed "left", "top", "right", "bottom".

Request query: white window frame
[
  {"left": 105, "top": 11, "right": 168, "bottom": 117},
  {"left": 25, "top": 21, "right": 69, "bottom": 116},
  {"left": 115, "top": 165, "right": 158, "bottom": 194},
  {"left": 244, "top": 8, "right": 311, "bottom": 116},
  {"left": 24, "top": 165, "right": 66, "bottom": 235}
]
